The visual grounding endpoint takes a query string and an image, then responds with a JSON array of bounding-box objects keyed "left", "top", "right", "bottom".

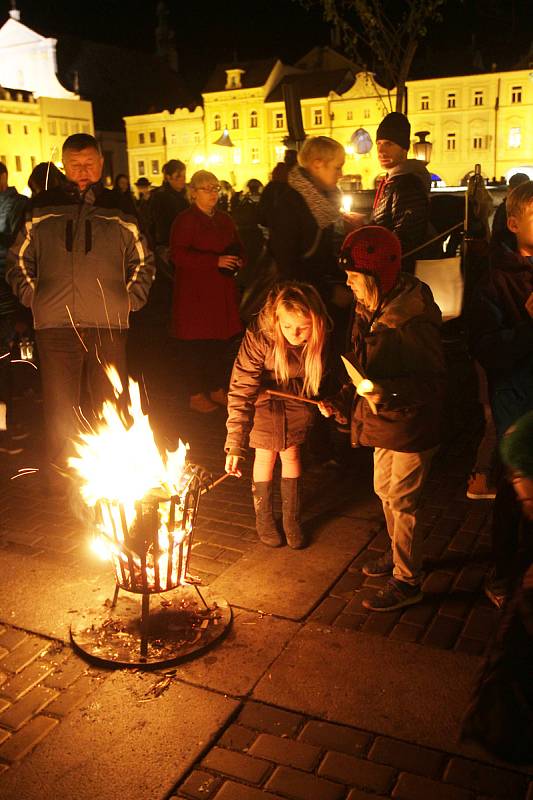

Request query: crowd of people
[{"left": 0, "top": 114, "right": 531, "bottom": 761}]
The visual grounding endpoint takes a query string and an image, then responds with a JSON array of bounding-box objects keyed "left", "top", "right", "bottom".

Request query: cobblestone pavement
[
  {"left": 173, "top": 700, "right": 533, "bottom": 800},
  {"left": 0, "top": 337, "right": 531, "bottom": 797}
]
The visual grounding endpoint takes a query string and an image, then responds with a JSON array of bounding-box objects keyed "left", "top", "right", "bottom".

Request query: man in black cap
[{"left": 372, "top": 111, "right": 432, "bottom": 272}]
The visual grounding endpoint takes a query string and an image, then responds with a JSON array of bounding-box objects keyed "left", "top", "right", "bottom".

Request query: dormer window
[{"left": 225, "top": 68, "right": 245, "bottom": 90}]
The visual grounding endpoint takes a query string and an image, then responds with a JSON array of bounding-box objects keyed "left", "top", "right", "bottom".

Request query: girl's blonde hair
[
  {"left": 298, "top": 136, "right": 344, "bottom": 169},
  {"left": 258, "top": 282, "right": 330, "bottom": 396},
  {"left": 353, "top": 273, "right": 380, "bottom": 313},
  {"left": 189, "top": 170, "right": 218, "bottom": 190}
]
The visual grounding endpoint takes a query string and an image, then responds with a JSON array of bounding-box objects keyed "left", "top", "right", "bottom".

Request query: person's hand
[
  {"left": 357, "top": 380, "right": 384, "bottom": 409},
  {"left": 218, "top": 255, "right": 240, "bottom": 269},
  {"left": 225, "top": 454, "right": 243, "bottom": 477},
  {"left": 525, "top": 291, "right": 533, "bottom": 319},
  {"left": 341, "top": 211, "right": 366, "bottom": 229},
  {"left": 318, "top": 400, "right": 347, "bottom": 425}
]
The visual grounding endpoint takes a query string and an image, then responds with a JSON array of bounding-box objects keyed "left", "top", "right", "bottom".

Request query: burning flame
[{"left": 69, "top": 367, "right": 194, "bottom": 592}]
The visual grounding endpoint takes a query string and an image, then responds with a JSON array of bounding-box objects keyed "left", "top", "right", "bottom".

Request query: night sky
[{"left": 1, "top": 0, "right": 531, "bottom": 94}]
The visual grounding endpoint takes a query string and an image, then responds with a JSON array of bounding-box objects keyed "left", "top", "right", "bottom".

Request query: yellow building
[
  {"left": 124, "top": 52, "right": 533, "bottom": 191},
  {"left": 0, "top": 9, "right": 94, "bottom": 194}
]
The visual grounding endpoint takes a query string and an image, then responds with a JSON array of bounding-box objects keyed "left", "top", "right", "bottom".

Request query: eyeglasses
[{"left": 197, "top": 185, "right": 220, "bottom": 194}]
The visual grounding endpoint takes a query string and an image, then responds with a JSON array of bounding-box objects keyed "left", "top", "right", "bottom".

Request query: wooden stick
[
  {"left": 201, "top": 472, "right": 234, "bottom": 495},
  {"left": 266, "top": 389, "right": 320, "bottom": 406}
]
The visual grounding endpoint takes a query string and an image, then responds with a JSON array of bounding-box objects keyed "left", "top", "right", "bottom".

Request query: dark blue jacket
[{"left": 0, "top": 187, "right": 28, "bottom": 316}]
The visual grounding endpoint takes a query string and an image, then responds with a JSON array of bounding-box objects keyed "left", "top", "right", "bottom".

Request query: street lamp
[
  {"left": 213, "top": 128, "right": 234, "bottom": 147},
  {"left": 413, "top": 130, "right": 432, "bottom": 164}
]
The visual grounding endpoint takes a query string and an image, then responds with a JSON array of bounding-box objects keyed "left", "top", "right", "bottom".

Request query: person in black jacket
[
  {"left": 6, "top": 134, "right": 154, "bottom": 490},
  {"left": 371, "top": 112, "right": 432, "bottom": 272}
]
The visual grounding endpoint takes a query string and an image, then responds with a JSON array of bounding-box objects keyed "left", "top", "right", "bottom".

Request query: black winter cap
[{"left": 376, "top": 112, "right": 411, "bottom": 151}]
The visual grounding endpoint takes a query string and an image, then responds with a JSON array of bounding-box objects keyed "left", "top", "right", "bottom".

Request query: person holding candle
[
  {"left": 225, "top": 282, "right": 330, "bottom": 549},
  {"left": 319, "top": 226, "right": 446, "bottom": 611}
]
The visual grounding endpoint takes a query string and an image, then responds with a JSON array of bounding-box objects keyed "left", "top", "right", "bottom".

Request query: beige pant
[{"left": 373, "top": 446, "right": 439, "bottom": 585}]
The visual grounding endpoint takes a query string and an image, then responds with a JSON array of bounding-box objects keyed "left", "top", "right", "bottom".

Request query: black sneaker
[
  {"left": 362, "top": 550, "right": 393, "bottom": 577},
  {"left": 362, "top": 578, "right": 423, "bottom": 612}
]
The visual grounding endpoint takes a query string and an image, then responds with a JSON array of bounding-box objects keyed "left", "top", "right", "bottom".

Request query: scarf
[{"left": 288, "top": 166, "right": 341, "bottom": 230}]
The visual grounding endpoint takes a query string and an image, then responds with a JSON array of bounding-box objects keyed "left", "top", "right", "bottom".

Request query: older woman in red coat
[{"left": 170, "top": 170, "right": 245, "bottom": 413}]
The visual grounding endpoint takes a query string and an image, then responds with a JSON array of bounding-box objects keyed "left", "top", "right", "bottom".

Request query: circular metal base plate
[{"left": 70, "top": 585, "right": 232, "bottom": 668}]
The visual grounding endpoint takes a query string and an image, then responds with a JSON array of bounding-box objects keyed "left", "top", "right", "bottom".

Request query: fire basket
[{"left": 68, "top": 368, "right": 232, "bottom": 668}]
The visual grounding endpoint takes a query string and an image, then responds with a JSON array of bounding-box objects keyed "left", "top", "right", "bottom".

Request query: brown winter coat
[
  {"left": 335, "top": 274, "right": 446, "bottom": 452},
  {"left": 225, "top": 324, "right": 321, "bottom": 456}
]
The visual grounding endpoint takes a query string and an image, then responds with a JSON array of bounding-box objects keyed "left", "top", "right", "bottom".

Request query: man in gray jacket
[{"left": 7, "top": 134, "right": 155, "bottom": 489}]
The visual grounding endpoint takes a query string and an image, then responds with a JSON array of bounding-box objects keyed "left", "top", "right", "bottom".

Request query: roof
[
  {"left": 203, "top": 58, "right": 278, "bottom": 93},
  {"left": 56, "top": 37, "right": 198, "bottom": 130},
  {"left": 265, "top": 68, "right": 356, "bottom": 103}
]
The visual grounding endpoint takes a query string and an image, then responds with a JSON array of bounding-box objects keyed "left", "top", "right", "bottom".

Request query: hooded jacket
[
  {"left": 467, "top": 243, "right": 533, "bottom": 436},
  {"left": 372, "top": 159, "right": 431, "bottom": 263},
  {"left": 6, "top": 181, "right": 154, "bottom": 330},
  {"left": 337, "top": 274, "right": 445, "bottom": 452}
]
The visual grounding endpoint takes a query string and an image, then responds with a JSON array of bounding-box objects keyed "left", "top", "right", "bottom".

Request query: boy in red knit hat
[{"left": 320, "top": 226, "right": 447, "bottom": 610}]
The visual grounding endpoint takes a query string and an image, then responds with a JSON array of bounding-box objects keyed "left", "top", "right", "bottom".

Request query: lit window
[
  {"left": 170, "top": 133, "right": 177, "bottom": 145},
  {"left": 214, "top": 114, "right": 221, "bottom": 131},
  {"left": 474, "top": 90, "right": 483, "bottom": 106},
  {"left": 138, "top": 161, "right": 145, "bottom": 176},
  {"left": 275, "top": 112, "right": 284, "bottom": 129},
  {"left": 472, "top": 136, "right": 483, "bottom": 149},
  {"left": 347, "top": 110, "right": 353, "bottom": 121},
  {"left": 511, "top": 85, "right": 522, "bottom": 103},
  {"left": 233, "top": 147, "right": 241, "bottom": 165},
  {"left": 149, "top": 131, "right": 156, "bottom": 143},
  {"left": 364, "top": 109, "right": 370, "bottom": 119},
  {"left": 250, "top": 110, "right": 258, "bottom": 128},
  {"left": 151, "top": 160, "right": 159, "bottom": 174},
  {"left": 60, "top": 120, "right": 68, "bottom": 135},
  {"left": 232, "top": 112, "right": 239, "bottom": 130},
  {"left": 194, "top": 131, "right": 200, "bottom": 144},
  {"left": 251, "top": 146, "right": 259, "bottom": 163},
  {"left": 446, "top": 133, "right": 456, "bottom": 151},
  {"left": 447, "top": 93, "right": 456, "bottom": 108},
  {"left": 509, "top": 127, "right": 521, "bottom": 148},
  {"left": 421, "top": 95, "right": 429, "bottom": 110},
  {"left": 15, "top": 155, "right": 22, "bottom": 171},
  {"left": 139, "top": 132, "right": 145, "bottom": 144},
  {"left": 313, "top": 108, "right": 323, "bottom": 126}
]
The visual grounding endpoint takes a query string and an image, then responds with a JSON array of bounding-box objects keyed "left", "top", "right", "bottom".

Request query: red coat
[{"left": 169, "top": 205, "right": 244, "bottom": 340}]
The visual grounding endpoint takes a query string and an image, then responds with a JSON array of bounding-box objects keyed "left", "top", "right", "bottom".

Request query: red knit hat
[{"left": 338, "top": 225, "right": 401, "bottom": 296}]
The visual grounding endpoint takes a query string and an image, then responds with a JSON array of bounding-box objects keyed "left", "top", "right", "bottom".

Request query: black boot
[
  {"left": 281, "top": 477, "right": 306, "bottom": 549},
  {"left": 252, "top": 481, "right": 283, "bottom": 547}
]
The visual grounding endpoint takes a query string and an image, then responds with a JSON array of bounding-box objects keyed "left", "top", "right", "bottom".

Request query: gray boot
[
  {"left": 281, "top": 477, "right": 306, "bottom": 549},
  {"left": 252, "top": 481, "right": 283, "bottom": 547}
]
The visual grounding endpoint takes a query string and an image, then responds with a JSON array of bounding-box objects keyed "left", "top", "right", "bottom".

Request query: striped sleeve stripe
[
  {"left": 16, "top": 220, "right": 36, "bottom": 290},
  {"left": 94, "top": 214, "right": 148, "bottom": 289}
]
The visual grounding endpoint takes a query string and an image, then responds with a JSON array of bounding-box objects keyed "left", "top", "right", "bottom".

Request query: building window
[
  {"left": 474, "top": 90, "right": 483, "bottom": 106},
  {"left": 447, "top": 93, "right": 456, "bottom": 108},
  {"left": 15, "top": 156, "right": 22, "bottom": 171},
  {"left": 194, "top": 131, "right": 200, "bottom": 144},
  {"left": 60, "top": 120, "right": 69, "bottom": 135},
  {"left": 250, "top": 110, "right": 258, "bottom": 128},
  {"left": 139, "top": 133, "right": 145, "bottom": 144},
  {"left": 446, "top": 133, "right": 456, "bottom": 151},
  {"left": 313, "top": 108, "right": 323, "bottom": 126},
  {"left": 472, "top": 136, "right": 483, "bottom": 149},
  {"left": 421, "top": 95, "right": 429, "bottom": 110},
  {"left": 7, "top": 124, "right": 12, "bottom": 134},
  {"left": 23, "top": 125, "right": 29, "bottom": 135},
  {"left": 508, "top": 127, "right": 521, "bottom": 148},
  {"left": 214, "top": 114, "right": 221, "bottom": 131},
  {"left": 275, "top": 112, "right": 284, "bottom": 129},
  {"left": 251, "top": 146, "right": 259, "bottom": 163},
  {"left": 169, "top": 133, "right": 177, "bottom": 145},
  {"left": 364, "top": 109, "right": 370, "bottom": 119},
  {"left": 151, "top": 160, "right": 159, "bottom": 174},
  {"left": 149, "top": 131, "right": 156, "bottom": 143},
  {"left": 231, "top": 112, "right": 239, "bottom": 129},
  {"left": 138, "top": 161, "right": 145, "bottom": 176},
  {"left": 82, "top": 124, "right": 90, "bottom": 133},
  {"left": 511, "top": 85, "right": 522, "bottom": 103}
]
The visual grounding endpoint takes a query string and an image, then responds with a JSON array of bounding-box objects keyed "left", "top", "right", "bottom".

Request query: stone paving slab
[
  {"left": 211, "top": 517, "right": 374, "bottom": 620},
  {"left": 0, "top": 672, "right": 238, "bottom": 800},
  {"left": 171, "top": 700, "right": 533, "bottom": 800},
  {"left": 252, "top": 622, "right": 483, "bottom": 758}
]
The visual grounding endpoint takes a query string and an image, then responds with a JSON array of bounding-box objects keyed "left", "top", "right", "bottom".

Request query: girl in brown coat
[{"left": 225, "top": 283, "right": 329, "bottom": 548}]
